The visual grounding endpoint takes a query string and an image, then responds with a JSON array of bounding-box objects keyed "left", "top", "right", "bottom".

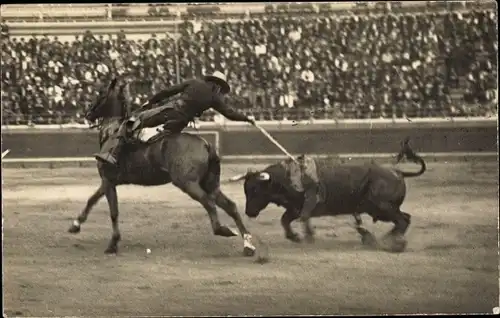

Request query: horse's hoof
[
  {"left": 104, "top": 247, "right": 118, "bottom": 254},
  {"left": 68, "top": 225, "right": 81, "bottom": 234},
  {"left": 286, "top": 233, "right": 302, "bottom": 243},
  {"left": 215, "top": 226, "right": 239, "bottom": 237},
  {"left": 243, "top": 246, "right": 256, "bottom": 257}
]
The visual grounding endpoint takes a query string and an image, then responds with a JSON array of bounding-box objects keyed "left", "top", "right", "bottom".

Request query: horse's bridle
[{"left": 85, "top": 79, "right": 125, "bottom": 129}]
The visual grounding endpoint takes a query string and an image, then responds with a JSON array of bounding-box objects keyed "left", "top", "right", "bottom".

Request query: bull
[{"left": 230, "top": 138, "right": 426, "bottom": 253}]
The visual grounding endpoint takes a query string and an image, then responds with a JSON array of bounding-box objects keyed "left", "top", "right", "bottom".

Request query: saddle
[{"left": 134, "top": 125, "right": 169, "bottom": 144}]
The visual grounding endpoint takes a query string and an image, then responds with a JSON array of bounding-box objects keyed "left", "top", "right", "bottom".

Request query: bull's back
[
  {"left": 317, "top": 160, "right": 407, "bottom": 207},
  {"left": 315, "top": 159, "right": 373, "bottom": 210},
  {"left": 366, "top": 165, "right": 407, "bottom": 204}
]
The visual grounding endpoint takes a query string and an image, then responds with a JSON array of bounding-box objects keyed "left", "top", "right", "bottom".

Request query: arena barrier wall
[{"left": 1, "top": 119, "right": 497, "bottom": 168}]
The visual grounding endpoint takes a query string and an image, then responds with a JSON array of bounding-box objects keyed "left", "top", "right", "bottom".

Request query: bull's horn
[
  {"left": 257, "top": 172, "right": 270, "bottom": 181},
  {"left": 228, "top": 173, "right": 247, "bottom": 182}
]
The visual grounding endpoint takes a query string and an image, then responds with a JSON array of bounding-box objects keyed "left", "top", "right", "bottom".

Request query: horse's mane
[{"left": 89, "top": 79, "right": 129, "bottom": 128}]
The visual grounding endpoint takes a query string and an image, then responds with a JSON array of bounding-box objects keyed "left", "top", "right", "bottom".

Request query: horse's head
[{"left": 85, "top": 78, "right": 128, "bottom": 123}]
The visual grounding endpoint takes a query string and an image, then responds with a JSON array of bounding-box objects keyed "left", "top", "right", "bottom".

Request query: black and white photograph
[{"left": 1, "top": 1, "right": 498, "bottom": 316}]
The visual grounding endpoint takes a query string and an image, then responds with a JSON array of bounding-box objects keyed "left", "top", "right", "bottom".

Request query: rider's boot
[{"left": 94, "top": 122, "right": 128, "bottom": 166}]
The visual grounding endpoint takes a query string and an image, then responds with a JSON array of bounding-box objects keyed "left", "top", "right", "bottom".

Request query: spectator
[{"left": 1, "top": 6, "right": 497, "bottom": 125}]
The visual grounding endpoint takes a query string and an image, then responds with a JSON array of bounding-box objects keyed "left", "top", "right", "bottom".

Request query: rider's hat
[{"left": 204, "top": 71, "right": 230, "bottom": 94}]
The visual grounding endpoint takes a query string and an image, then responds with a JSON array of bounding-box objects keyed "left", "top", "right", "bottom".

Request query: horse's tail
[{"left": 201, "top": 141, "right": 221, "bottom": 193}]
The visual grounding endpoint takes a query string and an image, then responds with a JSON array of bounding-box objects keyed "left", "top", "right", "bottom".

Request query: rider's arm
[
  {"left": 147, "top": 80, "right": 191, "bottom": 105},
  {"left": 212, "top": 94, "right": 252, "bottom": 122}
]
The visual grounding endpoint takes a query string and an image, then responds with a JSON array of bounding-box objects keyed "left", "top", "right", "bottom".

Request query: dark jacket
[{"left": 147, "top": 78, "right": 249, "bottom": 122}]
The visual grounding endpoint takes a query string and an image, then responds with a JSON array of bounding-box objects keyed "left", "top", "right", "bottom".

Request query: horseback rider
[{"left": 94, "top": 71, "right": 256, "bottom": 166}]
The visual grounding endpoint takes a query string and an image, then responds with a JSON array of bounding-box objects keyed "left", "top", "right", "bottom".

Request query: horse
[{"left": 67, "top": 79, "right": 256, "bottom": 257}]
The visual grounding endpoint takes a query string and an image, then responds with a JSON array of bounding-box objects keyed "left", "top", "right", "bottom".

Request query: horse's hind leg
[
  {"left": 104, "top": 185, "right": 121, "bottom": 254},
  {"left": 213, "top": 189, "right": 249, "bottom": 236},
  {"left": 213, "top": 189, "right": 256, "bottom": 256},
  {"left": 68, "top": 181, "right": 106, "bottom": 234},
  {"left": 178, "top": 181, "right": 238, "bottom": 238}
]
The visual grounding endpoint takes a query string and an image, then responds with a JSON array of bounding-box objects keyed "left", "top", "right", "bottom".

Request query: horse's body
[
  {"left": 97, "top": 129, "right": 215, "bottom": 187},
  {"left": 68, "top": 80, "right": 256, "bottom": 256}
]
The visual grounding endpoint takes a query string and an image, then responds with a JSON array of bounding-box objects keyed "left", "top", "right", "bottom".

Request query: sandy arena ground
[{"left": 2, "top": 162, "right": 499, "bottom": 316}]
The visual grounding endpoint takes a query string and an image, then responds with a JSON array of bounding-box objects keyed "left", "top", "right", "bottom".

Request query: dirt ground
[{"left": 2, "top": 162, "right": 499, "bottom": 316}]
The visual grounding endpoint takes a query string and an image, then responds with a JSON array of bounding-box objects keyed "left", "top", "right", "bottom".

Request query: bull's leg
[
  {"left": 300, "top": 216, "right": 315, "bottom": 244},
  {"left": 68, "top": 181, "right": 106, "bottom": 234},
  {"left": 352, "top": 211, "right": 377, "bottom": 246},
  {"left": 281, "top": 210, "right": 301, "bottom": 243},
  {"left": 353, "top": 212, "right": 363, "bottom": 227},
  {"left": 393, "top": 211, "right": 411, "bottom": 236},
  {"left": 381, "top": 210, "right": 411, "bottom": 253},
  {"left": 179, "top": 181, "right": 238, "bottom": 238},
  {"left": 104, "top": 185, "right": 121, "bottom": 254},
  {"left": 300, "top": 190, "right": 317, "bottom": 244},
  {"left": 213, "top": 189, "right": 255, "bottom": 256}
]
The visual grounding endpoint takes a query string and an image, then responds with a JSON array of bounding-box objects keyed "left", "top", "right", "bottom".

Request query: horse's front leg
[
  {"left": 104, "top": 185, "right": 121, "bottom": 254},
  {"left": 68, "top": 181, "right": 106, "bottom": 234}
]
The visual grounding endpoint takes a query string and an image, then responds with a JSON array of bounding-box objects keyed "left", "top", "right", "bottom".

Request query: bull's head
[
  {"left": 243, "top": 170, "right": 274, "bottom": 218},
  {"left": 229, "top": 165, "right": 302, "bottom": 218}
]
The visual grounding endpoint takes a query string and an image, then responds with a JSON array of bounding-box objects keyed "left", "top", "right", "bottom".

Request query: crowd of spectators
[{"left": 1, "top": 8, "right": 497, "bottom": 125}]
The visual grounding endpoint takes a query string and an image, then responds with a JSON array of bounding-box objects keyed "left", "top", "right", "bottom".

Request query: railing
[
  {"left": 1, "top": 104, "right": 497, "bottom": 130},
  {"left": 1, "top": 1, "right": 494, "bottom": 23}
]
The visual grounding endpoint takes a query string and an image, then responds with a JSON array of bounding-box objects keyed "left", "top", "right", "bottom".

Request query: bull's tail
[
  {"left": 396, "top": 137, "right": 426, "bottom": 178},
  {"left": 201, "top": 141, "right": 221, "bottom": 193}
]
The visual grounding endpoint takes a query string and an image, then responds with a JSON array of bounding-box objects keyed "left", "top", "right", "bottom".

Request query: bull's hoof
[
  {"left": 243, "top": 246, "right": 256, "bottom": 257},
  {"left": 360, "top": 231, "right": 378, "bottom": 248},
  {"left": 104, "top": 246, "right": 118, "bottom": 254},
  {"left": 215, "top": 226, "right": 239, "bottom": 237},
  {"left": 356, "top": 226, "right": 369, "bottom": 236},
  {"left": 68, "top": 225, "right": 81, "bottom": 234},
  {"left": 389, "top": 235, "right": 408, "bottom": 253},
  {"left": 286, "top": 232, "right": 302, "bottom": 243},
  {"left": 304, "top": 234, "right": 315, "bottom": 244},
  {"left": 379, "top": 234, "right": 407, "bottom": 253}
]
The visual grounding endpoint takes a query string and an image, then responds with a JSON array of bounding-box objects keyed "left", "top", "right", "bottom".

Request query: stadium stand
[{"left": 1, "top": 2, "right": 497, "bottom": 125}]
